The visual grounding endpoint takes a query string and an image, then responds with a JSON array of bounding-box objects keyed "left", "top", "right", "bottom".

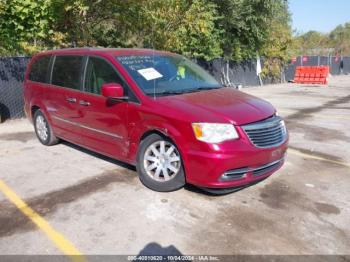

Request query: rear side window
[
  {"left": 28, "top": 55, "right": 51, "bottom": 83},
  {"left": 52, "top": 56, "right": 83, "bottom": 90}
]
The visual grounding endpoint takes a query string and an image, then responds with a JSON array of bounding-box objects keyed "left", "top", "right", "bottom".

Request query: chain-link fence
[
  {"left": 197, "top": 59, "right": 262, "bottom": 87},
  {"left": 1, "top": 55, "right": 349, "bottom": 121},
  {"left": 0, "top": 57, "right": 30, "bottom": 121}
]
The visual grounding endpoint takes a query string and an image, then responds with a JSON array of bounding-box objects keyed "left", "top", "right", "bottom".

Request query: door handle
[
  {"left": 79, "top": 100, "right": 91, "bottom": 106},
  {"left": 66, "top": 97, "right": 77, "bottom": 103}
]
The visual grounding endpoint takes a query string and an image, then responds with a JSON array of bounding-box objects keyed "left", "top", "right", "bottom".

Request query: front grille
[{"left": 242, "top": 116, "right": 287, "bottom": 148}]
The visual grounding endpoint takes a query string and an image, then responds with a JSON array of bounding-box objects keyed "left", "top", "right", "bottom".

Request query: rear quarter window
[
  {"left": 52, "top": 56, "right": 83, "bottom": 90},
  {"left": 28, "top": 55, "right": 51, "bottom": 83}
]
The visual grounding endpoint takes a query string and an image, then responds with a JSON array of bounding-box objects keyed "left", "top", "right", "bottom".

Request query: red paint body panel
[
  {"left": 154, "top": 88, "right": 275, "bottom": 125},
  {"left": 23, "top": 48, "right": 288, "bottom": 189}
]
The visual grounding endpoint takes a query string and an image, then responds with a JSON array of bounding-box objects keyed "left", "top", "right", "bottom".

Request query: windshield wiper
[
  {"left": 146, "top": 90, "right": 184, "bottom": 96},
  {"left": 180, "top": 86, "right": 223, "bottom": 94},
  {"left": 146, "top": 86, "right": 223, "bottom": 96},
  {"left": 195, "top": 86, "right": 223, "bottom": 91}
]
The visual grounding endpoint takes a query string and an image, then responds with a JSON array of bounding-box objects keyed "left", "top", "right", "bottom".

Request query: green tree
[
  {"left": 49, "top": 0, "right": 129, "bottom": 48},
  {"left": 0, "top": 0, "right": 294, "bottom": 63},
  {"left": 260, "top": 0, "right": 293, "bottom": 81},
  {"left": 290, "top": 22, "right": 350, "bottom": 57},
  {"left": 90, "top": 0, "right": 223, "bottom": 60},
  {"left": 139, "top": 0, "right": 222, "bottom": 60},
  {"left": 0, "top": 0, "right": 54, "bottom": 55},
  {"left": 210, "top": 0, "right": 289, "bottom": 61},
  {"left": 294, "top": 31, "right": 329, "bottom": 55},
  {"left": 48, "top": 0, "right": 223, "bottom": 60},
  {"left": 329, "top": 23, "right": 350, "bottom": 55}
]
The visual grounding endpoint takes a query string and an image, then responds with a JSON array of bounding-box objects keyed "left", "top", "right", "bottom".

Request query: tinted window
[
  {"left": 84, "top": 57, "right": 124, "bottom": 95},
  {"left": 52, "top": 56, "right": 83, "bottom": 89},
  {"left": 28, "top": 55, "right": 51, "bottom": 83}
]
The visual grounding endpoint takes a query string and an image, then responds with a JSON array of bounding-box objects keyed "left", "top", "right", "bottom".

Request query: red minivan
[{"left": 23, "top": 48, "right": 288, "bottom": 194}]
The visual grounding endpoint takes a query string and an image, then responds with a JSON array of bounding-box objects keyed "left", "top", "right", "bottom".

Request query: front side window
[
  {"left": 116, "top": 54, "right": 221, "bottom": 96},
  {"left": 84, "top": 57, "right": 124, "bottom": 95},
  {"left": 52, "top": 56, "right": 83, "bottom": 90},
  {"left": 28, "top": 55, "right": 51, "bottom": 83}
]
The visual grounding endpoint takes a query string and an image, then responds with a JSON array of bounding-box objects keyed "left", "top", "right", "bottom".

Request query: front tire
[
  {"left": 33, "top": 110, "right": 59, "bottom": 146},
  {"left": 136, "top": 134, "right": 186, "bottom": 192}
]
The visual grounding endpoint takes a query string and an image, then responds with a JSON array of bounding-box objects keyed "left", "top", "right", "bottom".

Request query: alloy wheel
[
  {"left": 36, "top": 115, "right": 48, "bottom": 141},
  {"left": 143, "top": 140, "right": 181, "bottom": 182}
]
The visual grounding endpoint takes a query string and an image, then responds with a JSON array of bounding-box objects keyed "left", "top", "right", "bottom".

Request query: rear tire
[
  {"left": 33, "top": 110, "right": 59, "bottom": 146},
  {"left": 136, "top": 134, "right": 185, "bottom": 192}
]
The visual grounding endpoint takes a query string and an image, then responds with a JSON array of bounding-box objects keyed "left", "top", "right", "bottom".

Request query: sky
[{"left": 289, "top": 0, "right": 350, "bottom": 33}]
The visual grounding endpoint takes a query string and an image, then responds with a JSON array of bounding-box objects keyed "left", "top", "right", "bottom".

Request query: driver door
[{"left": 77, "top": 56, "right": 129, "bottom": 160}]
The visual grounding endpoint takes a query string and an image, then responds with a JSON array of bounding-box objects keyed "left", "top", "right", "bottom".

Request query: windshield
[{"left": 116, "top": 54, "right": 221, "bottom": 96}]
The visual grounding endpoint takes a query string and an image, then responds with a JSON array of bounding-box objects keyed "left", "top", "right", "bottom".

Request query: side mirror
[{"left": 101, "top": 83, "right": 128, "bottom": 101}]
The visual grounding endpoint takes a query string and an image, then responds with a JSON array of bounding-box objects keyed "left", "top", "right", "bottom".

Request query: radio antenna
[{"left": 152, "top": 25, "right": 156, "bottom": 100}]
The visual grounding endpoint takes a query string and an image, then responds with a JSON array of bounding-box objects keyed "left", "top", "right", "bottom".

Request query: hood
[{"left": 156, "top": 88, "right": 275, "bottom": 125}]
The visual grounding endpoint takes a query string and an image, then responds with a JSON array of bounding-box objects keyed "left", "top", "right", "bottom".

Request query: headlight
[{"left": 192, "top": 123, "right": 239, "bottom": 143}]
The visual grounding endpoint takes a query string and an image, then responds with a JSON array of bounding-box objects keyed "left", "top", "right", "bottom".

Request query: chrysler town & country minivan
[{"left": 24, "top": 48, "right": 288, "bottom": 194}]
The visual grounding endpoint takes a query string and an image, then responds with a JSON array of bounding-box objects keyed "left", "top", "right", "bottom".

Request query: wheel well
[
  {"left": 140, "top": 130, "right": 167, "bottom": 143},
  {"left": 139, "top": 129, "right": 182, "bottom": 156},
  {"left": 31, "top": 105, "right": 40, "bottom": 119}
]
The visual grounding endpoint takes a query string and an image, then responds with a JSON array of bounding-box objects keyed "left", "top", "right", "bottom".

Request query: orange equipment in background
[{"left": 293, "top": 66, "right": 329, "bottom": 85}]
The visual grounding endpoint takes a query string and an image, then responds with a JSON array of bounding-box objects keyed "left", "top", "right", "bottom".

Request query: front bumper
[
  {"left": 184, "top": 139, "right": 288, "bottom": 189},
  {"left": 220, "top": 157, "right": 285, "bottom": 182}
]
